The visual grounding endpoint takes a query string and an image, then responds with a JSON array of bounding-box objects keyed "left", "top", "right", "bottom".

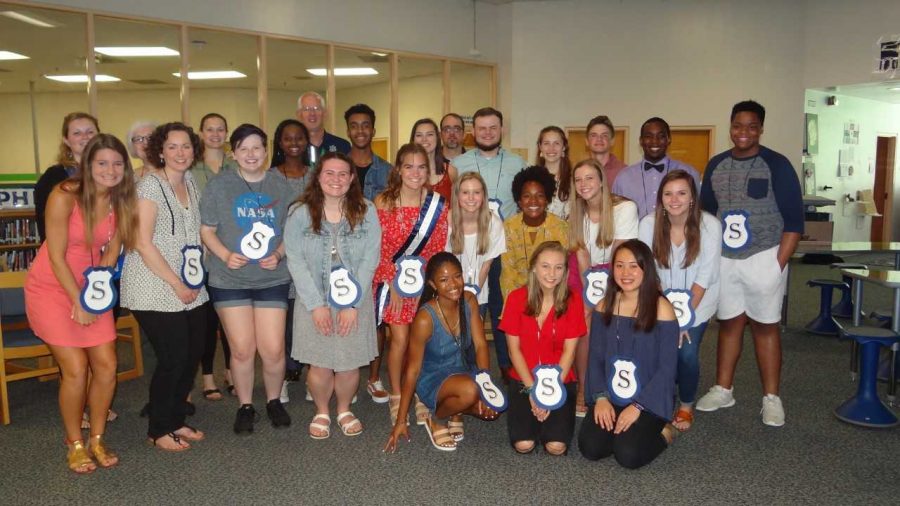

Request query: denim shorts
[{"left": 207, "top": 283, "right": 290, "bottom": 310}]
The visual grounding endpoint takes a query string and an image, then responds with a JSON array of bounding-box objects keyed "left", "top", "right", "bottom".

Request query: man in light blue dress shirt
[
  {"left": 612, "top": 117, "right": 700, "bottom": 219},
  {"left": 450, "top": 107, "right": 525, "bottom": 380}
]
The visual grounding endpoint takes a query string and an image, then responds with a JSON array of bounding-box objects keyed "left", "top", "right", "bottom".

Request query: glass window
[
  {"left": 398, "top": 56, "right": 443, "bottom": 145},
  {"left": 332, "top": 48, "right": 391, "bottom": 160},
  {"left": 94, "top": 16, "right": 181, "bottom": 171},
  {"left": 265, "top": 37, "right": 327, "bottom": 148},
  {"left": 449, "top": 62, "right": 492, "bottom": 150},
  {"left": 0, "top": 4, "right": 87, "bottom": 174}
]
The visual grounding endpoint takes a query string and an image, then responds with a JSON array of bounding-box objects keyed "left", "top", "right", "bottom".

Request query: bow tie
[{"left": 644, "top": 162, "right": 664, "bottom": 173}]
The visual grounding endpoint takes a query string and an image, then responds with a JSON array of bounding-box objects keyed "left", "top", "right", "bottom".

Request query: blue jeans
[
  {"left": 677, "top": 320, "right": 709, "bottom": 405},
  {"left": 488, "top": 260, "right": 510, "bottom": 368}
]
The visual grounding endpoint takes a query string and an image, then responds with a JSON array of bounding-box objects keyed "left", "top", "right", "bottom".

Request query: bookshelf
[{"left": 0, "top": 209, "right": 40, "bottom": 272}]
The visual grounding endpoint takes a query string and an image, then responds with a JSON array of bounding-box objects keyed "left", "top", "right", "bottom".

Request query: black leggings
[
  {"left": 578, "top": 403, "right": 668, "bottom": 469},
  {"left": 200, "top": 303, "right": 230, "bottom": 375},
  {"left": 133, "top": 303, "right": 208, "bottom": 438}
]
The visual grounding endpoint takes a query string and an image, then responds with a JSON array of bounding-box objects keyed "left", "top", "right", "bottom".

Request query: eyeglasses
[
  {"left": 300, "top": 106, "right": 323, "bottom": 113},
  {"left": 131, "top": 136, "right": 151, "bottom": 143},
  {"left": 441, "top": 126, "right": 463, "bottom": 134}
]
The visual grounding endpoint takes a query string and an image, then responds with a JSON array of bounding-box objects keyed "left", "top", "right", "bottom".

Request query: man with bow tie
[{"left": 612, "top": 117, "right": 700, "bottom": 218}]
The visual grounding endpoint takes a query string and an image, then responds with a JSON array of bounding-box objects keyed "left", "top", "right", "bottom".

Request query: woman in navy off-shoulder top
[{"left": 578, "top": 239, "right": 678, "bottom": 469}]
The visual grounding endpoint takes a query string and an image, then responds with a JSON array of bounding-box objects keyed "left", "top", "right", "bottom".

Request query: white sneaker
[
  {"left": 695, "top": 385, "right": 736, "bottom": 412},
  {"left": 761, "top": 394, "right": 785, "bottom": 427},
  {"left": 280, "top": 380, "right": 290, "bottom": 404},
  {"left": 305, "top": 389, "right": 313, "bottom": 402}
]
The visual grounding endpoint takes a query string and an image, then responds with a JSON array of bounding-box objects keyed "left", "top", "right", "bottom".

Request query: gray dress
[{"left": 284, "top": 203, "right": 382, "bottom": 371}]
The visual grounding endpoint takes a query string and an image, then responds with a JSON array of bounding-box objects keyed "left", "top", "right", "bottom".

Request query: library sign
[{"left": 0, "top": 188, "right": 35, "bottom": 209}]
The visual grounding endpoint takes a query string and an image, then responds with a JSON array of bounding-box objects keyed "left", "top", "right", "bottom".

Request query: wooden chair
[
  {"left": 0, "top": 271, "right": 59, "bottom": 425},
  {"left": 0, "top": 271, "right": 145, "bottom": 425}
]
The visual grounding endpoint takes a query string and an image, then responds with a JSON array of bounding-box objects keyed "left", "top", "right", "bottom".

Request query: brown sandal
[{"left": 414, "top": 395, "right": 430, "bottom": 426}]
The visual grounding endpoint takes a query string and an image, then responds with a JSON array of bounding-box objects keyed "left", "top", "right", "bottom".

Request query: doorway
[
  {"left": 872, "top": 135, "right": 896, "bottom": 242},
  {"left": 566, "top": 127, "right": 629, "bottom": 166},
  {"left": 669, "top": 127, "right": 714, "bottom": 177}
]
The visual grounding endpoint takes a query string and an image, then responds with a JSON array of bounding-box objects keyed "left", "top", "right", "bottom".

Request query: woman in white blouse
[{"left": 638, "top": 169, "right": 721, "bottom": 432}]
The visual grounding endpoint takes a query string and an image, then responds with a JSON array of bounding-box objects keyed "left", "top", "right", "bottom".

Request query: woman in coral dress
[{"left": 25, "top": 134, "right": 137, "bottom": 474}]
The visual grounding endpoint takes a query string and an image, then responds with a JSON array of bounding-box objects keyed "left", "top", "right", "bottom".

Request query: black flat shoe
[
  {"left": 266, "top": 399, "right": 292, "bottom": 428},
  {"left": 234, "top": 404, "right": 258, "bottom": 434}
]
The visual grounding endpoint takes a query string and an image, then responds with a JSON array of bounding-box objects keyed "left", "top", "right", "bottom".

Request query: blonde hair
[
  {"left": 568, "top": 158, "right": 626, "bottom": 252},
  {"left": 525, "top": 241, "right": 570, "bottom": 318},
  {"left": 449, "top": 172, "right": 491, "bottom": 255}
]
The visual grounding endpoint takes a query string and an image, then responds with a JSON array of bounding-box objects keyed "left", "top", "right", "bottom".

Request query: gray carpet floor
[{"left": 1, "top": 253, "right": 899, "bottom": 505}]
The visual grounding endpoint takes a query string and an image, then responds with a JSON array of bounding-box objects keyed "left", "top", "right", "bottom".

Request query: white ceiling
[{"left": 814, "top": 80, "right": 900, "bottom": 104}]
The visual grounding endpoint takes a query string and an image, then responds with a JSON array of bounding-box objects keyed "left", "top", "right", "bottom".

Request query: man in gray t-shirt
[{"left": 200, "top": 168, "right": 294, "bottom": 289}]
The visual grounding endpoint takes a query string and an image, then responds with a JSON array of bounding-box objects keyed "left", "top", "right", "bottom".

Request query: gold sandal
[
  {"left": 414, "top": 395, "right": 430, "bottom": 426},
  {"left": 67, "top": 440, "right": 96, "bottom": 474},
  {"left": 88, "top": 434, "right": 118, "bottom": 468},
  {"left": 389, "top": 394, "right": 401, "bottom": 425}
]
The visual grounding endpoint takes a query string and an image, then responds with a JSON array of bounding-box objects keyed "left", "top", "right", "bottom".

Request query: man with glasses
[
  {"left": 440, "top": 113, "right": 467, "bottom": 161},
  {"left": 585, "top": 115, "right": 627, "bottom": 187},
  {"left": 296, "top": 91, "right": 351, "bottom": 156}
]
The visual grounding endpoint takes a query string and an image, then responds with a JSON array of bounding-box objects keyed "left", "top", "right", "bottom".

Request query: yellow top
[{"left": 499, "top": 212, "right": 569, "bottom": 299}]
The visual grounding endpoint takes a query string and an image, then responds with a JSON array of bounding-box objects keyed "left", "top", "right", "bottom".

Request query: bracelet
[{"left": 520, "top": 385, "right": 534, "bottom": 395}]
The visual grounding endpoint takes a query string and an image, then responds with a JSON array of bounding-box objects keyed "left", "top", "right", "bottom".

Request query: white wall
[
  {"left": 804, "top": 90, "right": 900, "bottom": 241},
  {"left": 500, "top": 0, "right": 806, "bottom": 165}
]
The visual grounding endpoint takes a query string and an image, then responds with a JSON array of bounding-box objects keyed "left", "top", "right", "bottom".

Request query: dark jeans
[
  {"left": 488, "top": 260, "right": 510, "bottom": 367},
  {"left": 200, "top": 302, "right": 230, "bottom": 375},
  {"left": 578, "top": 403, "right": 668, "bottom": 469},
  {"left": 133, "top": 303, "right": 208, "bottom": 438},
  {"left": 284, "top": 298, "right": 301, "bottom": 372}
]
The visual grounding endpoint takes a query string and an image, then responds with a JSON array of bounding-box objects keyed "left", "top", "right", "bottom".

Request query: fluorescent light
[
  {"left": 306, "top": 67, "right": 378, "bottom": 77},
  {"left": 0, "top": 50, "right": 28, "bottom": 60},
  {"left": 45, "top": 74, "right": 121, "bottom": 83},
  {"left": 889, "top": 86, "right": 900, "bottom": 92},
  {"left": 95, "top": 46, "right": 179, "bottom": 57},
  {"left": 370, "top": 52, "right": 388, "bottom": 57},
  {"left": 0, "top": 11, "right": 56, "bottom": 28},
  {"left": 172, "top": 70, "right": 246, "bottom": 80}
]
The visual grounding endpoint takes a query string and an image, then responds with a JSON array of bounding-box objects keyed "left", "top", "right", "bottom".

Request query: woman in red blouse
[
  {"left": 373, "top": 143, "right": 450, "bottom": 425},
  {"left": 499, "top": 240, "right": 586, "bottom": 455}
]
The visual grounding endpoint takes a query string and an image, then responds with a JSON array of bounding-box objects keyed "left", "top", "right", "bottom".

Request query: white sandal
[
  {"left": 336, "top": 411, "right": 363, "bottom": 436},
  {"left": 309, "top": 414, "right": 331, "bottom": 440}
]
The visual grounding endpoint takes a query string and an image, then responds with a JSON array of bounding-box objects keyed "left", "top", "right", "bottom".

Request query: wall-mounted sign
[
  {"left": 0, "top": 188, "right": 35, "bottom": 208},
  {"left": 875, "top": 36, "right": 899, "bottom": 76}
]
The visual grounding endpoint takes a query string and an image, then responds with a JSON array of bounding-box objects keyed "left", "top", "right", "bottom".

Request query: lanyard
[
  {"left": 725, "top": 155, "right": 759, "bottom": 210},
  {"left": 666, "top": 249, "right": 690, "bottom": 290},
  {"left": 474, "top": 151, "right": 504, "bottom": 197},
  {"left": 155, "top": 171, "right": 196, "bottom": 238},
  {"left": 237, "top": 168, "right": 273, "bottom": 227},
  {"left": 584, "top": 216, "right": 609, "bottom": 265},
  {"left": 522, "top": 222, "right": 548, "bottom": 266},
  {"left": 639, "top": 159, "right": 671, "bottom": 211},
  {"left": 89, "top": 204, "right": 114, "bottom": 267},
  {"left": 535, "top": 306, "right": 556, "bottom": 366}
]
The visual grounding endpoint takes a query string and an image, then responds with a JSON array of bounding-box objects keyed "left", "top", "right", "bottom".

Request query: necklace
[{"left": 435, "top": 299, "right": 460, "bottom": 339}]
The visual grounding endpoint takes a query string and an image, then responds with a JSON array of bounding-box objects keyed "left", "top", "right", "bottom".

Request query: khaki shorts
[{"left": 717, "top": 245, "right": 787, "bottom": 324}]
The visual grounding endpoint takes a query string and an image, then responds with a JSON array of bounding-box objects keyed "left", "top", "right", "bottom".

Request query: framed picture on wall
[{"left": 804, "top": 113, "right": 818, "bottom": 155}]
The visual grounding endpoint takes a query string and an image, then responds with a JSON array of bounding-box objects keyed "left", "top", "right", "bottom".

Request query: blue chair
[
  {"left": 833, "top": 320, "right": 900, "bottom": 428},
  {"left": 830, "top": 263, "right": 866, "bottom": 319},
  {"left": 0, "top": 272, "right": 59, "bottom": 425},
  {"left": 805, "top": 279, "right": 846, "bottom": 335}
]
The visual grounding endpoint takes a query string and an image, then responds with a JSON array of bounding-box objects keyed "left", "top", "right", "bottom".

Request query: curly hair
[
  {"left": 270, "top": 119, "right": 309, "bottom": 168},
  {"left": 147, "top": 122, "right": 203, "bottom": 168},
  {"left": 511, "top": 165, "right": 557, "bottom": 205}
]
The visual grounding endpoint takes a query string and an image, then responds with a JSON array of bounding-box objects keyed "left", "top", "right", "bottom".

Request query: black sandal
[{"left": 146, "top": 433, "right": 189, "bottom": 452}]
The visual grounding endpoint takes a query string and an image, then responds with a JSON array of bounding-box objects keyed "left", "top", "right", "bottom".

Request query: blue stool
[
  {"left": 830, "top": 263, "right": 866, "bottom": 319},
  {"left": 805, "top": 279, "right": 846, "bottom": 335},
  {"left": 834, "top": 323, "right": 900, "bottom": 428},
  {"left": 870, "top": 310, "right": 893, "bottom": 330}
]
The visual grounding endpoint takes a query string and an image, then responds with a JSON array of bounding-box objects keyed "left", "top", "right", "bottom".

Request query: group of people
[{"left": 23, "top": 92, "right": 803, "bottom": 474}]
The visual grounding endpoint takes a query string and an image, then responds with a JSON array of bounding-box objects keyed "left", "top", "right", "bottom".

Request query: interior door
[
  {"left": 566, "top": 127, "right": 628, "bottom": 166},
  {"left": 669, "top": 128, "right": 713, "bottom": 176},
  {"left": 872, "top": 136, "right": 896, "bottom": 242}
]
